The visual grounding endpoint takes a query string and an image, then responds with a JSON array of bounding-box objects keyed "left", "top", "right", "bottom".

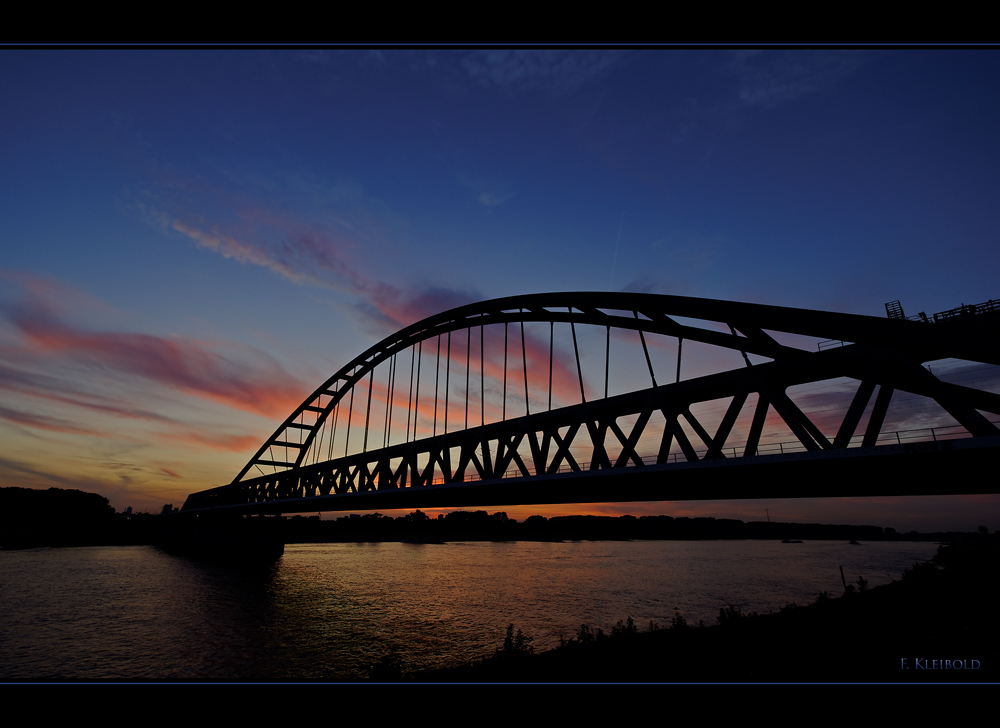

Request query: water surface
[{"left": 0, "top": 539, "right": 937, "bottom": 680}]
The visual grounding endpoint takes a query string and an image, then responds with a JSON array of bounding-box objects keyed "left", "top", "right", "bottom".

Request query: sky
[{"left": 1, "top": 48, "right": 998, "bottom": 531}]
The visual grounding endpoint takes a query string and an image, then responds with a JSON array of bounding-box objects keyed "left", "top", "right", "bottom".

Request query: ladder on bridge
[{"left": 885, "top": 300, "right": 905, "bottom": 320}]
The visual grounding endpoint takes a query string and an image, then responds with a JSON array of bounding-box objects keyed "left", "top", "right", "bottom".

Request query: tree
[{"left": 496, "top": 624, "right": 533, "bottom": 658}]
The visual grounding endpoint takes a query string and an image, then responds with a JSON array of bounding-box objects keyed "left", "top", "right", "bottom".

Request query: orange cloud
[{"left": 159, "top": 429, "right": 265, "bottom": 453}]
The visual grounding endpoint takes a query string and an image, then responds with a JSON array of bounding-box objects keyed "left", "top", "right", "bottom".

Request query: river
[{"left": 0, "top": 539, "right": 938, "bottom": 680}]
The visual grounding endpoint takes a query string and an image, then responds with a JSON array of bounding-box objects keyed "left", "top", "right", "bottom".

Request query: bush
[
  {"left": 718, "top": 605, "right": 758, "bottom": 625},
  {"left": 902, "top": 560, "right": 940, "bottom": 582},
  {"left": 670, "top": 608, "right": 689, "bottom": 630},
  {"left": 611, "top": 616, "right": 638, "bottom": 639},
  {"left": 496, "top": 623, "right": 534, "bottom": 658}
]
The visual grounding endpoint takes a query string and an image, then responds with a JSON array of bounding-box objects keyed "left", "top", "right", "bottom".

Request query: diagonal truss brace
[{"left": 185, "top": 340, "right": 1000, "bottom": 510}]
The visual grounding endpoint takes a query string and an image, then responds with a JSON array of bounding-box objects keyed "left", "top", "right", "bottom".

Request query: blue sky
[{"left": 1, "top": 48, "right": 998, "bottom": 530}]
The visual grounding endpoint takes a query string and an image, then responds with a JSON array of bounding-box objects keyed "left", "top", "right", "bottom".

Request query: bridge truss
[{"left": 182, "top": 293, "right": 1000, "bottom": 513}]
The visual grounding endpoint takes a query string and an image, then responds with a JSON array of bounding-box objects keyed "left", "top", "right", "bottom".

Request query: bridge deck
[{"left": 179, "top": 436, "right": 1000, "bottom": 516}]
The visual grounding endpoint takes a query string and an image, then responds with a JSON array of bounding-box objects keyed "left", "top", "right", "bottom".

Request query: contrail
[{"left": 609, "top": 212, "right": 624, "bottom": 292}]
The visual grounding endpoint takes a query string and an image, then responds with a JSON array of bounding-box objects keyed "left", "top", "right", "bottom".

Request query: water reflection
[{"left": 0, "top": 540, "right": 937, "bottom": 680}]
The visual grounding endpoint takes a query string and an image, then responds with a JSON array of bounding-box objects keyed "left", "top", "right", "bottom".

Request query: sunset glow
[{"left": 2, "top": 49, "right": 998, "bottom": 530}]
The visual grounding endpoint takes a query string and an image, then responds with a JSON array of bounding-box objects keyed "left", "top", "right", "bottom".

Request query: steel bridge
[{"left": 182, "top": 292, "right": 1000, "bottom": 515}]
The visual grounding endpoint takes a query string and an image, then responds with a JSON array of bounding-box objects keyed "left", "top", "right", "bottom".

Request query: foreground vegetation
[{"left": 397, "top": 541, "right": 999, "bottom": 682}]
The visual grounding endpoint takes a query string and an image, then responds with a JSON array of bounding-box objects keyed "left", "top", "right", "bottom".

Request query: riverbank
[
  {"left": 406, "top": 542, "right": 999, "bottom": 682},
  {"left": 1, "top": 488, "right": 985, "bottom": 550}
]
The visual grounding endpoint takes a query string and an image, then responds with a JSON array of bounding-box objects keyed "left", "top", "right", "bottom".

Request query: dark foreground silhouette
[
  {"left": 399, "top": 542, "right": 999, "bottom": 683},
  {"left": 0, "top": 485, "right": 980, "bottom": 551}
]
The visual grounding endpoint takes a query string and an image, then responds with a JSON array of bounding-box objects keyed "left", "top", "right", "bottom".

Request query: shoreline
[{"left": 402, "top": 542, "right": 999, "bottom": 683}]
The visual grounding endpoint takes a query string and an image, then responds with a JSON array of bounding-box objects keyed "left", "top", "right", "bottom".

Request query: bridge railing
[
  {"left": 423, "top": 422, "right": 987, "bottom": 485},
  {"left": 933, "top": 298, "right": 1000, "bottom": 322}
]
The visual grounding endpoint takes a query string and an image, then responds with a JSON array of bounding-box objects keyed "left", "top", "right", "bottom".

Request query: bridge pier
[{"left": 150, "top": 511, "right": 285, "bottom": 559}]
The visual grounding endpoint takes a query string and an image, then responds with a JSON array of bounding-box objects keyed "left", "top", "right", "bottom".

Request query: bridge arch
[{"left": 184, "top": 292, "right": 1000, "bottom": 512}]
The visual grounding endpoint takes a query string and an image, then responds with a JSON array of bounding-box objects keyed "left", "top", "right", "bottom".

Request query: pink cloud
[
  {"left": 166, "top": 210, "right": 480, "bottom": 336},
  {"left": 5, "top": 386, "right": 178, "bottom": 425},
  {"left": 0, "top": 404, "right": 99, "bottom": 436},
  {"left": 172, "top": 219, "right": 311, "bottom": 286},
  {"left": 7, "top": 302, "right": 309, "bottom": 419}
]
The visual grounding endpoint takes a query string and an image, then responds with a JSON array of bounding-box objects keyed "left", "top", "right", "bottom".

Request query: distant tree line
[
  {"left": 282, "top": 510, "right": 985, "bottom": 544},
  {"left": 2, "top": 486, "right": 991, "bottom": 548},
  {"left": 0, "top": 487, "right": 117, "bottom": 528}
]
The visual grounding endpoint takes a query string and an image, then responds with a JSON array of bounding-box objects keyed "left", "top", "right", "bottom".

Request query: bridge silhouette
[{"left": 182, "top": 292, "right": 1000, "bottom": 515}]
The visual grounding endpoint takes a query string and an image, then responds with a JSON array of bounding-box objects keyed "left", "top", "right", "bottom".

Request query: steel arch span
[{"left": 182, "top": 292, "right": 1000, "bottom": 513}]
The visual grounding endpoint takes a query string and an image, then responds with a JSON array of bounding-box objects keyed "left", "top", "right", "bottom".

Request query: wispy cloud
[
  {"left": 0, "top": 363, "right": 179, "bottom": 424},
  {"left": 479, "top": 191, "right": 515, "bottom": 207},
  {"left": 294, "top": 49, "right": 620, "bottom": 99},
  {"left": 171, "top": 219, "right": 316, "bottom": 287},
  {"left": 653, "top": 51, "right": 865, "bottom": 144},
  {"left": 0, "top": 404, "right": 99, "bottom": 436},
  {"left": 730, "top": 50, "right": 863, "bottom": 109},
  {"left": 460, "top": 50, "right": 621, "bottom": 95},
  {"left": 4, "top": 296, "right": 310, "bottom": 419},
  {"left": 158, "top": 429, "right": 264, "bottom": 453},
  {"left": 166, "top": 207, "right": 479, "bottom": 335},
  {"left": 142, "top": 161, "right": 485, "bottom": 337},
  {"left": 0, "top": 454, "right": 121, "bottom": 492}
]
